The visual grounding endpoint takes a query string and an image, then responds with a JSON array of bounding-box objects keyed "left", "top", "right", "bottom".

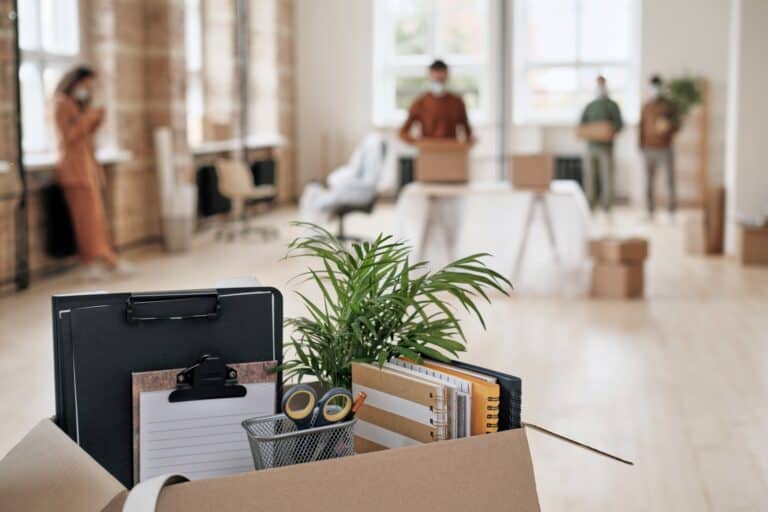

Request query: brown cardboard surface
[
  {"left": 415, "top": 138, "right": 471, "bottom": 183},
  {"left": 589, "top": 237, "right": 649, "bottom": 264},
  {"left": 3, "top": 415, "right": 641, "bottom": 512},
  {"left": 577, "top": 121, "right": 615, "bottom": 142},
  {"left": 4, "top": 418, "right": 541, "bottom": 512},
  {"left": 738, "top": 225, "right": 768, "bottom": 266},
  {"left": 591, "top": 263, "right": 644, "bottom": 299},
  {"left": 0, "top": 419, "right": 125, "bottom": 512},
  {"left": 511, "top": 154, "right": 554, "bottom": 191},
  {"left": 150, "top": 428, "right": 540, "bottom": 512}
]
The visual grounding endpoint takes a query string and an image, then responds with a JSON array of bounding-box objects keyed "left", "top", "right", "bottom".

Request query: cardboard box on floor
[
  {"left": 588, "top": 237, "right": 648, "bottom": 264},
  {"left": 589, "top": 238, "right": 648, "bottom": 299},
  {"left": 1, "top": 418, "right": 540, "bottom": 512},
  {"left": 738, "top": 224, "right": 768, "bottom": 266},
  {"left": 510, "top": 154, "right": 554, "bottom": 191},
  {"left": 415, "top": 138, "right": 472, "bottom": 183},
  {"left": 591, "top": 263, "right": 644, "bottom": 299}
]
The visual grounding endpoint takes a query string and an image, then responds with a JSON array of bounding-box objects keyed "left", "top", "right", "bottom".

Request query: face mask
[
  {"left": 73, "top": 87, "right": 91, "bottom": 103},
  {"left": 596, "top": 85, "right": 607, "bottom": 97},
  {"left": 650, "top": 84, "right": 662, "bottom": 98},
  {"left": 429, "top": 81, "right": 446, "bottom": 96}
]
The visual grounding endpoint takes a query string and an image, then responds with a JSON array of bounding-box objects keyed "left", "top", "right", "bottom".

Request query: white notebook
[{"left": 389, "top": 358, "right": 473, "bottom": 438}]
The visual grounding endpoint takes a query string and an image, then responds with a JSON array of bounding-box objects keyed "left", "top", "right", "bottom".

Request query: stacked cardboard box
[{"left": 589, "top": 238, "right": 649, "bottom": 299}]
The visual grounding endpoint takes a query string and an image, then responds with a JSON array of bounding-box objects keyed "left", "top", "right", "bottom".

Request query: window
[
  {"left": 185, "top": 0, "right": 204, "bottom": 147},
  {"left": 18, "top": 0, "right": 81, "bottom": 155},
  {"left": 372, "top": 0, "right": 491, "bottom": 126},
  {"left": 514, "top": 0, "right": 639, "bottom": 124}
]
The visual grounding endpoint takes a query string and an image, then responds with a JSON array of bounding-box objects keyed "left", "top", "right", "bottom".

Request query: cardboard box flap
[
  {"left": 110, "top": 428, "right": 540, "bottom": 512},
  {"left": 524, "top": 423, "right": 633, "bottom": 466},
  {"left": 0, "top": 419, "right": 125, "bottom": 512}
]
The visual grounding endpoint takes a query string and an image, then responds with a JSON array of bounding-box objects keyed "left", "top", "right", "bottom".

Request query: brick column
[
  {"left": 202, "top": 0, "right": 238, "bottom": 140},
  {"left": 90, "top": 0, "right": 159, "bottom": 246},
  {"left": 89, "top": 0, "right": 191, "bottom": 247},
  {"left": 144, "top": 0, "right": 192, "bottom": 183},
  {"left": 0, "top": 0, "right": 20, "bottom": 287},
  {"left": 248, "top": 0, "right": 296, "bottom": 201}
]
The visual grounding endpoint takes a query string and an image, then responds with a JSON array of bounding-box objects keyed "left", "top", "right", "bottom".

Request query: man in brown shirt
[
  {"left": 399, "top": 60, "right": 472, "bottom": 143},
  {"left": 640, "top": 75, "right": 680, "bottom": 218}
]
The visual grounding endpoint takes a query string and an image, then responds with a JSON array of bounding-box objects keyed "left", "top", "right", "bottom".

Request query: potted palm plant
[{"left": 278, "top": 223, "right": 511, "bottom": 389}]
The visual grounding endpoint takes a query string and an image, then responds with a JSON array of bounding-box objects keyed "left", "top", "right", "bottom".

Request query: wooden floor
[{"left": 1, "top": 205, "right": 766, "bottom": 510}]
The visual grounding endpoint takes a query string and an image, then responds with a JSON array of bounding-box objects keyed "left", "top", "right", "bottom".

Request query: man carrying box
[
  {"left": 399, "top": 59, "right": 473, "bottom": 144},
  {"left": 639, "top": 74, "right": 680, "bottom": 220},
  {"left": 399, "top": 60, "right": 474, "bottom": 184},
  {"left": 578, "top": 75, "right": 624, "bottom": 215}
]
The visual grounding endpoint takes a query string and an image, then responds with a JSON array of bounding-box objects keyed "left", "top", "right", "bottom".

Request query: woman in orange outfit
[{"left": 53, "top": 66, "right": 131, "bottom": 279}]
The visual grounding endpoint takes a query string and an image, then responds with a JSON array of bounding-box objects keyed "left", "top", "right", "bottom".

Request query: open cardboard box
[
  {"left": 414, "top": 138, "right": 473, "bottom": 183},
  {"left": 0, "top": 417, "right": 631, "bottom": 511}
]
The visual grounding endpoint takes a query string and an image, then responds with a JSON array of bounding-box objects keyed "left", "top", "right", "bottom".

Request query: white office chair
[
  {"left": 299, "top": 133, "right": 386, "bottom": 241},
  {"left": 214, "top": 159, "right": 278, "bottom": 241}
]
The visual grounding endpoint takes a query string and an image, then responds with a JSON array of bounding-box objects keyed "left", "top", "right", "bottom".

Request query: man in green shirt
[{"left": 579, "top": 75, "right": 623, "bottom": 213}]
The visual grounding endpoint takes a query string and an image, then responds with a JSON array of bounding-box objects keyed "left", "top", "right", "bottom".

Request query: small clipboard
[{"left": 132, "top": 355, "right": 277, "bottom": 484}]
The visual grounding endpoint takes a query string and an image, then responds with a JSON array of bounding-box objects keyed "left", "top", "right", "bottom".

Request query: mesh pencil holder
[{"left": 242, "top": 414, "right": 357, "bottom": 470}]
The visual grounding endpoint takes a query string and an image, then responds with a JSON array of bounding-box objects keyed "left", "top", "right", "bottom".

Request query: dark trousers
[{"left": 643, "top": 147, "right": 676, "bottom": 214}]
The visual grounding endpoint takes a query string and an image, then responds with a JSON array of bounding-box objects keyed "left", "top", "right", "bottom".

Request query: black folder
[
  {"left": 449, "top": 360, "right": 522, "bottom": 431},
  {"left": 52, "top": 287, "right": 283, "bottom": 487}
]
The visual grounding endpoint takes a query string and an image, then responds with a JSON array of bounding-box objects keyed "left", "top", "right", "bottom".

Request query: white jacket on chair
[{"left": 300, "top": 133, "right": 385, "bottom": 222}]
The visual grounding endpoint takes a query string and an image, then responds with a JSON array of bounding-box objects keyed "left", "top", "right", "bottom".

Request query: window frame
[
  {"left": 19, "top": 0, "right": 85, "bottom": 157},
  {"left": 372, "top": 0, "right": 493, "bottom": 128},
  {"left": 512, "top": 0, "right": 641, "bottom": 126}
]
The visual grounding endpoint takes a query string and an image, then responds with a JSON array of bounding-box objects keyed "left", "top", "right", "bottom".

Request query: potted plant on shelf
[
  {"left": 277, "top": 223, "right": 511, "bottom": 389},
  {"left": 665, "top": 76, "right": 702, "bottom": 117}
]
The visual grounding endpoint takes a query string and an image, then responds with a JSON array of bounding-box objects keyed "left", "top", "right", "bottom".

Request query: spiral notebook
[
  {"left": 386, "top": 358, "right": 472, "bottom": 438},
  {"left": 351, "top": 363, "right": 448, "bottom": 453},
  {"left": 420, "top": 360, "right": 501, "bottom": 435}
]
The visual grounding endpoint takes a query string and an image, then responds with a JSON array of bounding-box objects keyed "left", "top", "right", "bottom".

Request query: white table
[{"left": 396, "top": 180, "right": 592, "bottom": 295}]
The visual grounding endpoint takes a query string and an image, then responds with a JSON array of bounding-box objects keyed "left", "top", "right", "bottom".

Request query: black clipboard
[{"left": 52, "top": 287, "right": 283, "bottom": 487}]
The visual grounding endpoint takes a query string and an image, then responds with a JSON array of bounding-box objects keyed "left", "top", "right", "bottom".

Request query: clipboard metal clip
[
  {"left": 125, "top": 291, "right": 222, "bottom": 322},
  {"left": 169, "top": 354, "right": 247, "bottom": 403}
]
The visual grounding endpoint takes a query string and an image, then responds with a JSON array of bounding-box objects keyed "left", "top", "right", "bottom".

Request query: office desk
[{"left": 396, "top": 180, "right": 592, "bottom": 294}]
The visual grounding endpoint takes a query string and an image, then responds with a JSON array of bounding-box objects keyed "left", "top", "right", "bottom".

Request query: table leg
[
  {"left": 539, "top": 194, "right": 560, "bottom": 263},
  {"left": 417, "top": 197, "right": 437, "bottom": 262},
  {"left": 512, "top": 194, "right": 538, "bottom": 281}
]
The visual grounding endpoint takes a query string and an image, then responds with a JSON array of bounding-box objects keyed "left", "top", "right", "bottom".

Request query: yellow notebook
[{"left": 420, "top": 360, "right": 500, "bottom": 435}]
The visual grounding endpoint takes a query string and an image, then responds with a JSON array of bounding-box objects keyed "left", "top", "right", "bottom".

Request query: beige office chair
[{"left": 214, "top": 159, "right": 278, "bottom": 241}]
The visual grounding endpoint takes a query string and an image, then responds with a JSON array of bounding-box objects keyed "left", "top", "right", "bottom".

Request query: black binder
[
  {"left": 449, "top": 360, "right": 522, "bottom": 431},
  {"left": 52, "top": 287, "right": 283, "bottom": 487}
]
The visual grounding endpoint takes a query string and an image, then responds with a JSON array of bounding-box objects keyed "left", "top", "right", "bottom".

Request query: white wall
[
  {"left": 724, "top": 0, "right": 768, "bottom": 250},
  {"left": 294, "top": 0, "right": 732, "bottom": 202},
  {"left": 639, "top": 0, "right": 731, "bottom": 199},
  {"left": 295, "top": 0, "right": 373, "bottom": 186}
]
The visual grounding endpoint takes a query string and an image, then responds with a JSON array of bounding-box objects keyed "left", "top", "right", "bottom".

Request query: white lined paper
[{"left": 139, "top": 382, "right": 274, "bottom": 482}]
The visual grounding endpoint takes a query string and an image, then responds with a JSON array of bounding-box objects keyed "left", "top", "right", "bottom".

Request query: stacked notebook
[{"left": 352, "top": 359, "right": 522, "bottom": 453}]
